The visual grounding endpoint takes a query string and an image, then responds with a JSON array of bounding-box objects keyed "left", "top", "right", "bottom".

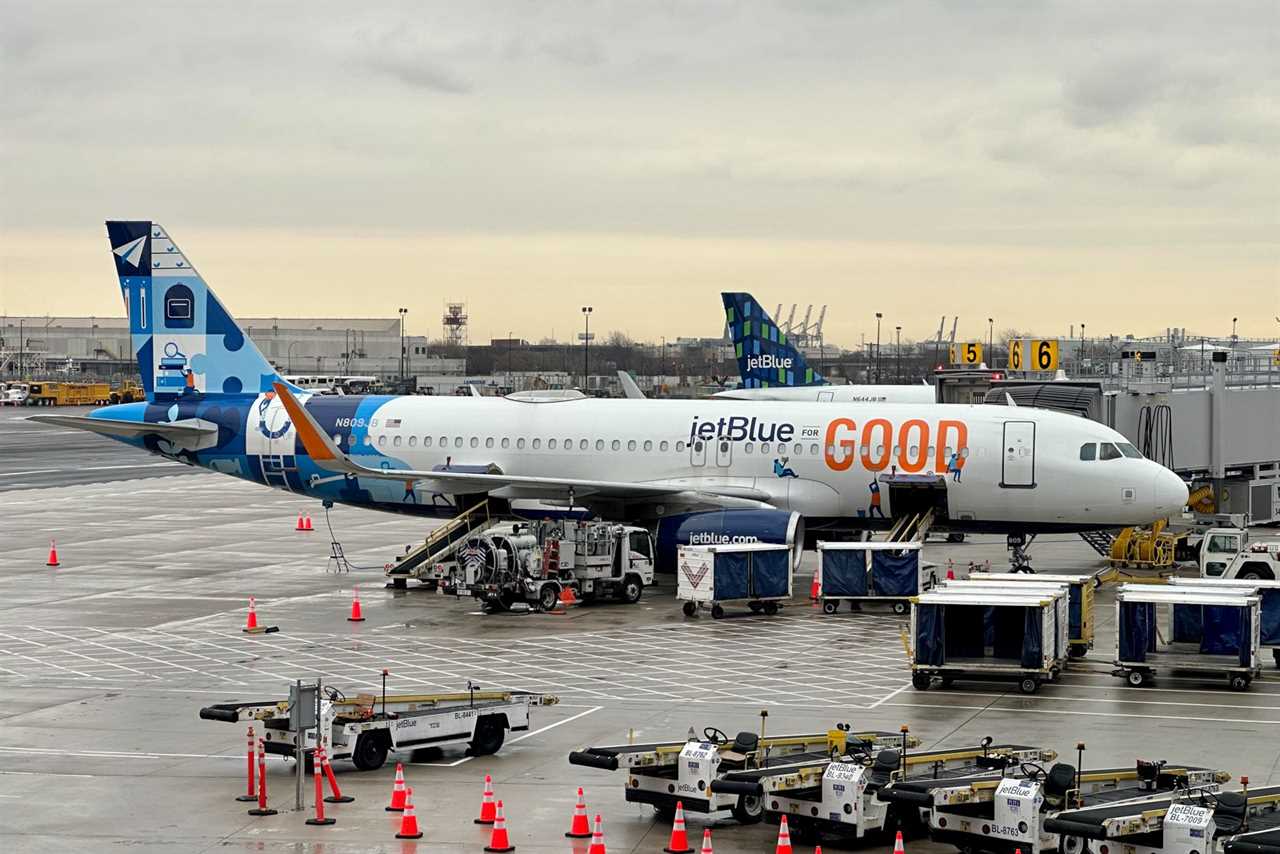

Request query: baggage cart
[
  {"left": 923, "top": 758, "right": 1230, "bottom": 854},
  {"left": 1051, "top": 784, "right": 1280, "bottom": 854},
  {"left": 1113, "top": 586, "right": 1262, "bottom": 690},
  {"left": 961, "top": 572, "right": 1097, "bottom": 658},
  {"left": 910, "top": 588, "right": 1069, "bottom": 694},
  {"left": 1169, "top": 577, "right": 1280, "bottom": 668},
  {"left": 568, "top": 724, "right": 910, "bottom": 823},
  {"left": 816, "top": 541, "right": 937, "bottom": 615},
  {"left": 677, "top": 542, "right": 792, "bottom": 618}
]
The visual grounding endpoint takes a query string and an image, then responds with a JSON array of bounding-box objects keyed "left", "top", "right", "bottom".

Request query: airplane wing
[
  {"left": 272, "top": 382, "right": 771, "bottom": 506},
  {"left": 616, "top": 370, "right": 645, "bottom": 399},
  {"left": 28, "top": 414, "right": 219, "bottom": 441}
]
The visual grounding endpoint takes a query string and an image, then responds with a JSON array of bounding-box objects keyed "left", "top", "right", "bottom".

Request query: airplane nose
[{"left": 1152, "top": 467, "right": 1189, "bottom": 517}]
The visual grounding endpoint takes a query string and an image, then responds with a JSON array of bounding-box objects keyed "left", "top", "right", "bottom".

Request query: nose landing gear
[{"left": 1007, "top": 533, "right": 1036, "bottom": 572}]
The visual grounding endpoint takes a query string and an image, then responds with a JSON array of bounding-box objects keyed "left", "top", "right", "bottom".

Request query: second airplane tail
[{"left": 721, "top": 292, "right": 826, "bottom": 389}]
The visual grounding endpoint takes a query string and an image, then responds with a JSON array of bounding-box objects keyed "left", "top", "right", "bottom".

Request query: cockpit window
[
  {"left": 1099, "top": 442, "right": 1123, "bottom": 461},
  {"left": 1117, "top": 442, "right": 1143, "bottom": 459},
  {"left": 1079, "top": 443, "right": 1097, "bottom": 461}
]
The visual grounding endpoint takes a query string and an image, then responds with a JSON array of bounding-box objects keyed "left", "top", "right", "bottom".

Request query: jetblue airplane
[
  {"left": 716, "top": 292, "right": 935, "bottom": 403},
  {"left": 33, "top": 222, "right": 1186, "bottom": 566}
]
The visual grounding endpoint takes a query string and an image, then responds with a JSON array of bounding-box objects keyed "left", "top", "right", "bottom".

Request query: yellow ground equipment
[
  {"left": 25, "top": 381, "right": 112, "bottom": 406},
  {"left": 1188, "top": 483, "right": 1217, "bottom": 514},
  {"left": 1108, "top": 520, "right": 1183, "bottom": 570},
  {"left": 109, "top": 380, "right": 145, "bottom": 404}
]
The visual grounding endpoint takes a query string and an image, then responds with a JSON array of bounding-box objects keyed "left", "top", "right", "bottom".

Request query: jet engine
[{"left": 654, "top": 509, "right": 804, "bottom": 573}]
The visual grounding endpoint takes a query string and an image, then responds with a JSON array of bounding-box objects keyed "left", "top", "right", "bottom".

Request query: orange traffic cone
[
  {"left": 946, "top": 568, "right": 955, "bottom": 581},
  {"left": 663, "top": 800, "right": 694, "bottom": 853},
  {"left": 242, "top": 597, "right": 259, "bottom": 633},
  {"left": 893, "top": 830, "right": 906, "bottom": 854},
  {"left": 319, "top": 746, "right": 353, "bottom": 803},
  {"left": 699, "top": 828, "right": 714, "bottom": 854},
  {"left": 815, "top": 848, "right": 822, "bottom": 854},
  {"left": 587, "top": 814, "right": 607, "bottom": 854},
  {"left": 46, "top": 540, "right": 60, "bottom": 567},
  {"left": 347, "top": 586, "right": 365, "bottom": 622},
  {"left": 385, "top": 762, "right": 407, "bottom": 811},
  {"left": 296, "top": 512, "right": 306, "bottom": 531},
  {"left": 775, "top": 814, "right": 793, "bottom": 854},
  {"left": 394, "top": 786, "right": 423, "bottom": 839},
  {"left": 303, "top": 513, "right": 313, "bottom": 532},
  {"left": 483, "top": 799, "right": 515, "bottom": 852},
  {"left": 475, "top": 774, "right": 496, "bottom": 824},
  {"left": 565, "top": 787, "right": 591, "bottom": 838},
  {"left": 810, "top": 573, "right": 819, "bottom": 601}
]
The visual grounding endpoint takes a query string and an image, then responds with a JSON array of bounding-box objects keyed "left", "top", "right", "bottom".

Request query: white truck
[{"left": 1201, "top": 528, "right": 1280, "bottom": 580}]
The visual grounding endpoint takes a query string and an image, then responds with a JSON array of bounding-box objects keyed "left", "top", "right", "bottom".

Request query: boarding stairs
[
  {"left": 1078, "top": 530, "right": 1116, "bottom": 557},
  {"left": 387, "top": 497, "right": 501, "bottom": 579},
  {"left": 883, "top": 508, "right": 935, "bottom": 544}
]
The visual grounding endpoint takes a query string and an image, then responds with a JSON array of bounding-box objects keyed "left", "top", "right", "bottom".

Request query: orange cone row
[{"left": 296, "top": 511, "right": 313, "bottom": 531}]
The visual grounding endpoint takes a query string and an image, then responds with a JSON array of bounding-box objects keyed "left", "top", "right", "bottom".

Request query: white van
[{"left": 1200, "top": 527, "right": 1280, "bottom": 580}]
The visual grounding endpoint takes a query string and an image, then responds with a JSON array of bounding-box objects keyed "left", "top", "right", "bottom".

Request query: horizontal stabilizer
[{"left": 27, "top": 414, "right": 219, "bottom": 441}]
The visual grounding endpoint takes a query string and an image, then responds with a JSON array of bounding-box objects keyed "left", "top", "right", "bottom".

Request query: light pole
[
  {"left": 1232, "top": 317, "right": 1238, "bottom": 347},
  {"left": 507, "top": 330, "right": 513, "bottom": 391},
  {"left": 987, "top": 317, "right": 994, "bottom": 365},
  {"left": 1080, "top": 323, "right": 1086, "bottom": 373},
  {"left": 397, "top": 308, "right": 408, "bottom": 386},
  {"left": 581, "top": 306, "right": 593, "bottom": 391},
  {"left": 895, "top": 326, "right": 902, "bottom": 383},
  {"left": 875, "top": 312, "right": 883, "bottom": 384}
]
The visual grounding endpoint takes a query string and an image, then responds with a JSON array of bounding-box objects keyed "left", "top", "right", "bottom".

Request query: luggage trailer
[
  {"left": 1168, "top": 578, "right": 1280, "bottom": 669},
  {"left": 910, "top": 588, "right": 1070, "bottom": 694},
  {"left": 677, "top": 542, "right": 793, "bottom": 619},
  {"left": 200, "top": 687, "right": 558, "bottom": 771},
  {"left": 1113, "top": 586, "right": 1263, "bottom": 690},
  {"left": 568, "top": 725, "right": 912, "bottom": 823},
  {"left": 956, "top": 572, "right": 1098, "bottom": 659},
  {"left": 816, "top": 541, "right": 940, "bottom": 616},
  {"left": 721, "top": 739, "right": 1055, "bottom": 845},
  {"left": 1049, "top": 784, "right": 1280, "bottom": 854},
  {"left": 912, "top": 759, "right": 1231, "bottom": 854}
]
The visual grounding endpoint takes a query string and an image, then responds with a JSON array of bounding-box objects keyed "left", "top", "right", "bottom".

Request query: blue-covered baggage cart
[
  {"left": 957, "top": 572, "right": 1097, "bottom": 658},
  {"left": 1170, "top": 577, "right": 1280, "bottom": 668},
  {"left": 1113, "top": 585, "right": 1262, "bottom": 690},
  {"left": 816, "top": 541, "right": 936, "bottom": 615},
  {"left": 677, "top": 543, "right": 793, "bottom": 619},
  {"left": 910, "top": 588, "right": 1069, "bottom": 694}
]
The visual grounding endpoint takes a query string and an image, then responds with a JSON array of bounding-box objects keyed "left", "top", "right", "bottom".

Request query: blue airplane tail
[
  {"left": 721, "top": 292, "right": 825, "bottom": 388},
  {"left": 106, "top": 221, "right": 286, "bottom": 402}
]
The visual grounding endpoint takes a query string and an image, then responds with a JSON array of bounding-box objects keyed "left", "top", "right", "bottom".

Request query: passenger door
[{"left": 1000, "top": 421, "right": 1036, "bottom": 488}]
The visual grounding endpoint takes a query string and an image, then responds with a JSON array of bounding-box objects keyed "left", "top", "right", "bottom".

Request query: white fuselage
[
  {"left": 273, "top": 394, "right": 1186, "bottom": 530},
  {"left": 714, "top": 385, "right": 936, "bottom": 404}
]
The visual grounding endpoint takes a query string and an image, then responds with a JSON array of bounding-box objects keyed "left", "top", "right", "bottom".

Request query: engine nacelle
[{"left": 655, "top": 509, "right": 804, "bottom": 573}]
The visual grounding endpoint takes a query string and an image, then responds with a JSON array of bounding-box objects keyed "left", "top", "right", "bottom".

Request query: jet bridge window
[
  {"left": 1080, "top": 443, "right": 1097, "bottom": 461},
  {"left": 1100, "top": 442, "right": 1123, "bottom": 461}
]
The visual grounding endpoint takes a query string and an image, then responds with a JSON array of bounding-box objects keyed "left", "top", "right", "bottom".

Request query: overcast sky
[{"left": 1, "top": 1, "right": 1276, "bottom": 346}]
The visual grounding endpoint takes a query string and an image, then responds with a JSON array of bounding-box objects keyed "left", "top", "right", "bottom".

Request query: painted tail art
[
  {"left": 721, "top": 292, "right": 825, "bottom": 389},
  {"left": 106, "top": 221, "right": 290, "bottom": 402}
]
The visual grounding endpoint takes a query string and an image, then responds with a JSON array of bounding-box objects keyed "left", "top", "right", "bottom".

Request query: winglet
[
  {"left": 616, "top": 370, "right": 646, "bottom": 399},
  {"left": 271, "top": 382, "right": 346, "bottom": 467}
]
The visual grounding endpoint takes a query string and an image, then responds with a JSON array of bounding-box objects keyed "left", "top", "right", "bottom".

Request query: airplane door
[
  {"left": 1000, "top": 421, "right": 1036, "bottom": 488},
  {"left": 715, "top": 438, "right": 732, "bottom": 467},
  {"left": 689, "top": 438, "right": 707, "bottom": 467}
]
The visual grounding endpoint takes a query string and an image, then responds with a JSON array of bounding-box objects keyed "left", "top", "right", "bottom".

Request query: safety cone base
[
  {"left": 305, "top": 816, "right": 336, "bottom": 826},
  {"left": 484, "top": 844, "right": 515, "bottom": 853},
  {"left": 247, "top": 807, "right": 278, "bottom": 816},
  {"left": 235, "top": 794, "right": 258, "bottom": 802},
  {"left": 665, "top": 845, "right": 695, "bottom": 853},
  {"left": 395, "top": 829, "right": 424, "bottom": 840},
  {"left": 474, "top": 818, "right": 495, "bottom": 825},
  {"left": 567, "top": 830, "right": 593, "bottom": 839},
  {"left": 347, "top": 616, "right": 365, "bottom": 622},
  {"left": 386, "top": 805, "right": 405, "bottom": 812},
  {"left": 324, "top": 794, "right": 355, "bottom": 803}
]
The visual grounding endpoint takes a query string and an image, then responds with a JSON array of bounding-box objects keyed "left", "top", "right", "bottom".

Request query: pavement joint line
[{"left": 878, "top": 701, "right": 1280, "bottom": 726}]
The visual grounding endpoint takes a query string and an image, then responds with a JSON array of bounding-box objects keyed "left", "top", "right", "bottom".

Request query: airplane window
[
  {"left": 660, "top": 441, "right": 669, "bottom": 452},
  {"left": 454, "top": 437, "right": 463, "bottom": 448},
  {"left": 875, "top": 444, "right": 885, "bottom": 456},
  {"left": 332, "top": 433, "right": 342, "bottom": 446},
  {"left": 676, "top": 441, "right": 685, "bottom": 451},
  {"left": 424, "top": 437, "right": 433, "bottom": 447},
  {"left": 532, "top": 439, "right": 542, "bottom": 449},
  {"left": 439, "top": 436, "right": 447, "bottom": 446},
  {"left": 745, "top": 442, "right": 754, "bottom": 454},
  {"left": 485, "top": 437, "right": 494, "bottom": 449},
  {"left": 793, "top": 443, "right": 802, "bottom": 455},
  {"left": 393, "top": 435, "right": 402, "bottom": 447},
  {"left": 517, "top": 438, "right": 526, "bottom": 449},
  {"left": 694, "top": 441, "right": 703, "bottom": 452},
  {"left": 611, "top": 440, "right": 621, "bottom": 451},
  {"left": 643, "top": 440, "right": 653, "bottom": 452},
  {"left": 810, "top": 444, "right": 819, "bottom": 456},
  {"left": 378, "top": 435, "right": 387, "bottom": 447},
  {"left": 909, "top": 444, "right": 918, "bottom": 456},
  {"left": 563, "top": 437, "right": 572, "bottom": 449},
  {"left": 580, "top": 439, "right": 589, "bottom": 451},
  {"left": 760, "top": 442, "right": 770, "bottom": 454},
  {"left": 408, "top": 436, "right": 417, "bottom": 447},
  {"left": 1117, "top": 442, "right": 1143, "bottom": 459},
  {"left": 1079, "top": 443, "right": 1096, "bottom": 461},
  {"left": 501, "top": 438, "right": 510, "bottom": 449},
  {"left": 627, "top": 440, "right": 637, "bottom": 451},
  {"left": 363, "top": 435, "right": 372, "bottom": 446},
  {"left": 549, "top": 439, "right": 558, "bottom": 450},
  {"left": 596, "top": 439, "right": 605, "bottom": 451},
  {"left": 470, "top": 437, "right": 479, "bottom": 448},
  {"left": 944, "top": 445, "right": 953, "bottom": 459},
  {"left": 1100, "top": 442, "right": 1122, "bottom": 461}
]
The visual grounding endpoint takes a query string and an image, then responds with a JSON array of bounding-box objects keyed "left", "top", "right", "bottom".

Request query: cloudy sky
[{"left": 1, "top": 1, "right": 1276, "bottom": 347}]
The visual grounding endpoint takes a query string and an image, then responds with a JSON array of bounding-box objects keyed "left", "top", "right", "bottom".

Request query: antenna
[{"left": 442, "top": 302, "right": 469, "bottom": 347}]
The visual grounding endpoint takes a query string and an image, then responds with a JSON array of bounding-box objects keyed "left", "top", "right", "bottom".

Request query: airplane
[
  {"left": 716, "top": 292, "right": 936, "bottom": 403},
  {"left": 32, "top": 221, "right": 1188, "bottom": 572}
]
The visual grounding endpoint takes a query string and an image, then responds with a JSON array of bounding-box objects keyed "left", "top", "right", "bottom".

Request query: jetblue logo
[{"left": 746, "top": 354, "right": 792, "bottom": 371}]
